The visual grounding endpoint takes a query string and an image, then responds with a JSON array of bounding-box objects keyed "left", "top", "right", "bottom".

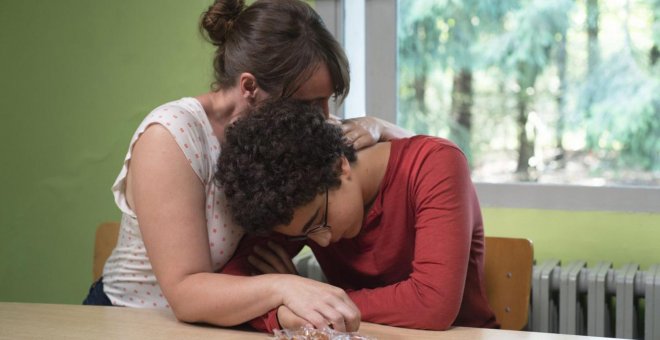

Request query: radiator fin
[{"left": 532, "top": 260, "right": 660, "bottom": 339}]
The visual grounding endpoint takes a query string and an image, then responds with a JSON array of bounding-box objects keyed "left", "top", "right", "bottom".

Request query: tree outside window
[{"left": 398, "top": 0, "right": 660, "bottom": 186}]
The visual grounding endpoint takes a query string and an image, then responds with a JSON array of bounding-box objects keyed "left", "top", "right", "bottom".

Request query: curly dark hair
[{"left": 215, "top": 100, "right": 356, "bottom": 235}]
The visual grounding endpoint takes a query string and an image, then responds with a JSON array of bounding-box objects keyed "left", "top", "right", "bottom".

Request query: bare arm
[
  {"left": 128, "top": 124, "right": 283, "bottom": 326},
  {"left": 220, "top": 236, "right": 361, "bottom": 332},
  {"left": 129, "top": 125, "right": 359, "bottom": 329}
]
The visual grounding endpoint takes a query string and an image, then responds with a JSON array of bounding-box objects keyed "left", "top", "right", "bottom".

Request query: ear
[
  {"left": 338, "top": 156, "right": 352, "bottom": 178},
  {"left": 238, "top": 72, "right": 263, "bottom": 102}
]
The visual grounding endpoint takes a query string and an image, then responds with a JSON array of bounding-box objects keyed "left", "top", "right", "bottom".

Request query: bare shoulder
[
  {"left": 132, "top": 122, "right": 199, "bottom": 180},
  {"left": 134, "top": 123, "right": 178, "bottom": 152},
  {"left": 126, "top": 123, "right": 203, "bottom": 209},
  {"left": 131, "top": 123, "right": 196, "bottom": 171}
]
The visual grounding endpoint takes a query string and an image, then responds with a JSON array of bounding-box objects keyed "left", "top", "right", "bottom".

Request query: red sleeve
[
  {"left": 347, "top": 145, "right": 476, "bottom": 330},
  {"left": 218, "top": 234, "right": 304, "bottom": 333}
]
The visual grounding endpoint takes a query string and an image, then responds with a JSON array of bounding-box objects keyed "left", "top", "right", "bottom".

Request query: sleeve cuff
[{"left": 249, "top": 308, "right": 281, "bottom": 333}]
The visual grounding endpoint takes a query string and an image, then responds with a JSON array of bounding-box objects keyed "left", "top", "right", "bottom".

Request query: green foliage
[
  {"left": 399, "top": 0, "right": 518, "bottom": 71},
  {"left": 652, "top": 0, "right": 660, "bottom": 47},
  {"left": 398, "top": 0, "right": 659, "bottom": 182},
  {"left": 397, "top": 0, "right": 518, "bottom": 148},
  {"left": 482, "top": 0, "right": 573, "bottom": 86},
  {"left": 579, "top": 52, "right": 660, "bottom": 170}
]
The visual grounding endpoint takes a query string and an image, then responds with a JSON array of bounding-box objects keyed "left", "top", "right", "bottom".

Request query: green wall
[
  {"left": 0, "top": 1, "right": 658, "bottom": 306},
  {"left": 0, "top": 0, "right": 214, "bottom": 304},
  {"left": 483, "top": 208, "right": 660, "bottom": 270}
]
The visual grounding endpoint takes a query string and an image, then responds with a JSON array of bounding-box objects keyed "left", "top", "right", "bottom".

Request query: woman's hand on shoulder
[{"left": 340, "top": 116, "right": 413, "bottom": 150}]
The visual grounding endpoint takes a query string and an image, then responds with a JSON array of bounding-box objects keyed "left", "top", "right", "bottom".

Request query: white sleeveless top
[{"left": 102, "top": 97, "right": 244, "bottom": 309}]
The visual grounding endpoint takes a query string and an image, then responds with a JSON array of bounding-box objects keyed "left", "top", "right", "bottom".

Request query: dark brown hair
[
  {"left": 215, "top": 99, "right": 356, "bottom": 235},
  {"left": 200, "top": 0, "right": 350, "bottom": 101}
]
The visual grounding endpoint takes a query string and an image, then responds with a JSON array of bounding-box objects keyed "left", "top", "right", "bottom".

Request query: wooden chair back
[
  {"left": 484, "top": 236, "right": 534, "bottom": 330},
  {"left": 93, "top": 222, "right": 120, "bottom": 281}
]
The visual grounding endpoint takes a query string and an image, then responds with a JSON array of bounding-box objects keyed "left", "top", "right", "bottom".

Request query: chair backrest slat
[
  {"left": 484, "top": 236, "right": 534, "bottom": 330},
  {"left": 93, "top": 222, "right": 120, "bottom": 281}
]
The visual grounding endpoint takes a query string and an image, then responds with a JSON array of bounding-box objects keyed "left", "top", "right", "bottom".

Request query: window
[
  {"left": 396, "top": 0, "right": 659, "bottom": 187},
  {"left": 318, "top": 0, "right": 660, "bottom": 212}
]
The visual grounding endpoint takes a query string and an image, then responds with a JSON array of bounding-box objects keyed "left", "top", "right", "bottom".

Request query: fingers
[
  {"left": 278, "top": 277, "right": 361, "bottom": 332},
  {"left": 277, "top": 305, "right": 341, "bottom": 332},
  {"left": 298, "top": 300, "right": 348, "bottom": 332},
  {"left": 306, "top": 289, "right": 359, "bottom": 332},
  {"left": 343, "top": 130, "right": 375, "bottom": 151},
  {"left": 251, "top": 244, "right": 290, "bottom": 274},
  {"left": 350, "top": 134, "right": 374, "bottom": 151},
  {"left": 340, "top": 119, "right": 378, "bottom": 150},
  {"left": 277, "top": 305, "right": 312, "bottom": 330},
  {"left": 318, "top": 306, "right": 346, "bottom": 332},
  {"left": 319, "top": 288, "right": 360, "bottom": 332},
  {"left": 250, "top": 242, "right": 298, "bottom": 275},
  {"left": 330, "top": 299, "right": 361, "bottom": 332},
  {"left": 310, "top": 311, "right": 336, "bottom": 331},
  {"left": 340, "top": 119, "right": 357, "bottom": 135},
  {"left": 282, "top": 304, "right": 334, "bottom": 331},
  {"left": 267, "top": 241, "right": 298, "bottom": 274},
  {"left": 247, "top": 255, "right": 277, "bottom": 274},
  {"left": 307, "top": 293, "right": 348, "bottom": 331},
  {"left": 340, "top": 122, "right": 360, "bottom": 146}
]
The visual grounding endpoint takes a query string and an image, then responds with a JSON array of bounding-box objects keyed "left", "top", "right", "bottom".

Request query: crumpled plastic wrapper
[{"left": 272, "top": 325, "right": 376, "bottom": 340}]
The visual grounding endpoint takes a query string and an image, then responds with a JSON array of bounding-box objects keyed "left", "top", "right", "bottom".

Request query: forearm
[
  {"left": 200, "top": 236, "right": 359, "bottom": 333},
  {"left": 203, "top": 236, "right": 302, "bottom": 331},
  {"left": 347, "top": 276, "right": 463, "bottom": 330},
  {"left": 167, "top": 272, "right": 285, "bottom": 327}
]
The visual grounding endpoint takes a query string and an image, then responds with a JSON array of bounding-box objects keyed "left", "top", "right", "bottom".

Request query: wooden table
[{"left": 0, "top": 302, "right": 607, "bottom": 339}]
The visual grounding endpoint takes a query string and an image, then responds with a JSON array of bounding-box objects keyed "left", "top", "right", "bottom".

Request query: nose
[{"left": 308, "top": 230, "right": 332, "bottom": 247}]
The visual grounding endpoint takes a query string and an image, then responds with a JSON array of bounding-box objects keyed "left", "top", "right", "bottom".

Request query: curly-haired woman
[
  {"left": 216, "top": 99, "right": 499, "bottom": 332},
  {"left": 82, "top": 0, "right": 411, "bottom": 332}
]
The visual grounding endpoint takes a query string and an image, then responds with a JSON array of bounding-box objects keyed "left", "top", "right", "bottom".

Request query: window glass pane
[{"left": 397, "top": 0, "right": 659, "bottom": 186}]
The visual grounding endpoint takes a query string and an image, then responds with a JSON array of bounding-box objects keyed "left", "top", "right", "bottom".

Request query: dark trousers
[{"left": 82, "top": 277, "right": 113, "bottom": 306}]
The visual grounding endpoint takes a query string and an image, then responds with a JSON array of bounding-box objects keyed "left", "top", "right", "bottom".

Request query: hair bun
[{"left": 200, "top": 0, "right": 246, "bottom": 46}]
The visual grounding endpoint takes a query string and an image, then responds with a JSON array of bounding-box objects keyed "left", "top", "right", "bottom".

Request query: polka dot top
[{"left": 102, "top": 97, "right": 244, "bottom": 309}]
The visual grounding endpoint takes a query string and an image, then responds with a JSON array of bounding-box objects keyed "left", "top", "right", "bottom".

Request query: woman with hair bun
[{"left": 82, "top": 0, "right": 410, "bottom": 332}]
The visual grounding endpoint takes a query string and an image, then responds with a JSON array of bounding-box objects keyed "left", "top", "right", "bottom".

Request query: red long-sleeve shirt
[{"left": 221, "top": 136, "right": 498, "bottom": 332}]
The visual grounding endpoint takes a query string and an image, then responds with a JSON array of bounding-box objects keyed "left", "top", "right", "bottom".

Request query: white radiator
[{"left": 530, "top": 260, "right": 660, "bottom": 339}]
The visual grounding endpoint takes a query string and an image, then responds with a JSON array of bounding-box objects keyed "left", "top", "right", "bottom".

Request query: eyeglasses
[{"left": 286, "top": 189, "right": 331, "bottom": 242}]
